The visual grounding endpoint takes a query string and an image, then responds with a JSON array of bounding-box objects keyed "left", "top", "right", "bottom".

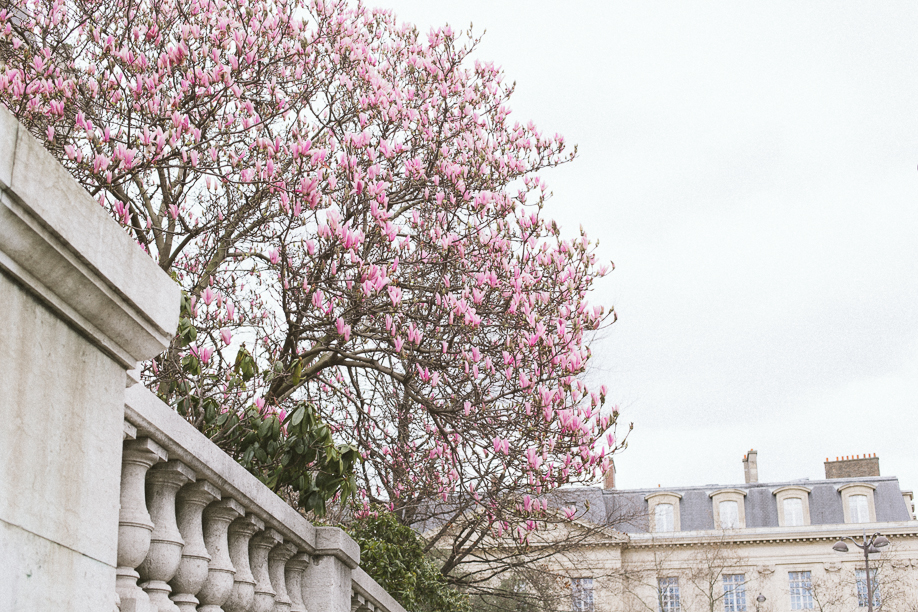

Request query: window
[
  {"left": 710, "top": 489, "right": 747, "bottom": 529},
  {"left": 839, "top": 483, "right": 877, "bottom": 524},
  {"left": 855, "top": 569, "right": 881, "bottom": 608},
  {"left": 719, "top": 501, "right": 739, "bottom": 529},
  {"left": 849, "top": 495, "right": 870, "bottom": 524},
  {"left": 655, "top": 503, "right": 675, "bottom": 532},
  {"left": 774, "top": 486, "right": 811, "bottom": 527},
  {"left": 783, "top": 498, "right": 804, "bottom": 526},
  {"left": 789, "top": 571, "right": 813, "bottom": 610},
  {"left": 723, "top": 574, "right": 746, "bottom": 612},
  {"left": 646, "top": 492, "right": 682, "bottom": 532},
  {"left": 658, "top": 577, "right": 680, "bottom": 612},
  {"left": 571, "top": 577, "right": 594, "bottom": 612}
]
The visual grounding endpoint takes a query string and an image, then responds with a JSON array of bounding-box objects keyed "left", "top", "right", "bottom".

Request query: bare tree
[
  {"left": 615, "top": 535, "right": 682, "bottom": 612},
  {"left": 683, "top": 532, "right": 751, "bottom": 612},
  {"left": 807, "top": 566, "right": 851, "bottom": 612},
  {"left": 805, "top": 545, "right": 918, "bottom": 612},
  {"left": 613, "top": 531, "right": 759, "bottom": 612}
]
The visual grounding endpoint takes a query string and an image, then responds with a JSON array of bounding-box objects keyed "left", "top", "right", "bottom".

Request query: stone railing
[
  {"left": 0, "top": 106, "right": 404, "bottom": 612},
  {"left": 121, "top": 372, "right": 404, "bottom": 612}
]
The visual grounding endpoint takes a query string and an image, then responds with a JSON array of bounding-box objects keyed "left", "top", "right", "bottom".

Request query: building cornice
[{"left": 623, "top": 521, "right": 918, "bottom": 549}]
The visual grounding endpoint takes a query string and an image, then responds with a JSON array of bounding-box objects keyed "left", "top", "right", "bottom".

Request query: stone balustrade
[
  {"left": 0, "top": 106, "right": 405, "bottom": 612},
  {"left": 121, "top": 372, "right": 409, "bottom": 612}
]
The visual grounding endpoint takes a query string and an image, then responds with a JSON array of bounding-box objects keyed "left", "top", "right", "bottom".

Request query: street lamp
[
  {"left": 754, "top": 593, "right": 766, "bottom": 612},
  {"left": 831, "top": 532, "right": 889, "bottom": 612}
]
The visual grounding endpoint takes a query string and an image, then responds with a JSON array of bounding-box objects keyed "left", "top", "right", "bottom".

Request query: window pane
[
  {"left": 789, "top": 571, "right": 813, "bottom": 610},
  {"left": 855, "top": 569, "right": 881, "bottom": 608},
  {"left": 723, "top": 574, "right": 747, "bottom": 612},
  {"left": 784, "top": 498, "right": 804, "bottom": 526},
  {"left": 849, "top": 495, "right": 869, "bottom": 523},
  {"left": 658, "top": 576, "right": 681, "bottom": 612},
  {"left": 571, "top": 577, "right": 595, "bottom": 612},
  {"left": 655, "top": 503, "right": 674, "bottom": 532},
  {"left": 719, "top": 500, "right": 739, "bottom": 529}
]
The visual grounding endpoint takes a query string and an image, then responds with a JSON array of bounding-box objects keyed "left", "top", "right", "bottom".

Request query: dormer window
[
  {"left": 784, "top": 498, "right": 804, "bottom": 526},
  {"left": 719, "top": 500, "right": 739, "bottom": 529},
  {"left": 849, "top": 495, "right": 869, "bottom": 523},
  {"left": 645, "top": 492, "right": 683, "bottom": 533},
  {"left": 655, "top": 503, "right": 675, "bottom": 532},
  {"left": 709, "top": 489, "right": 747, "bottom": 529},
  {"left": 774, "top": 486, "right": 812, "bottom": 527},
  {"left": 839, "top": 483, "right": 877, "bottom": 524}
]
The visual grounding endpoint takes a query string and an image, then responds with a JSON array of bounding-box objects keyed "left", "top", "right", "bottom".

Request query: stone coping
[
  {"left": 0, "top": 106, "right": 178, "bottom": 366},
  {"left": 353, "top": 568, "right": 408, "bottom": 612}
]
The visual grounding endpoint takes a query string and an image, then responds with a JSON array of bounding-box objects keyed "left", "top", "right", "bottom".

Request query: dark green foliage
[
  {"left": 163, "top": 292, "right": 358, "bottom": 517},
  {"left": 346, "top": 510, "right": 471, "bottom": 612}
]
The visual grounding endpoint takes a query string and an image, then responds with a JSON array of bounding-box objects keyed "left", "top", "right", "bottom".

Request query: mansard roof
[{"left": 553, "top": 475, "right": 911, "bottom": 533}]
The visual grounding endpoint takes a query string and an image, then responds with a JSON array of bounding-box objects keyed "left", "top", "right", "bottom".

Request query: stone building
[{"left": 535, "top": 452, "right": 918, "bottom": 612}]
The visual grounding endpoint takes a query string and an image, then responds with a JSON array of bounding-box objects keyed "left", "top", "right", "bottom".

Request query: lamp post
[
  {"left": 831, "top": 532, "right": 889, "bottom": 612},
  {"left": 754, "top": 593, "right": 766, "bottom": 612}
]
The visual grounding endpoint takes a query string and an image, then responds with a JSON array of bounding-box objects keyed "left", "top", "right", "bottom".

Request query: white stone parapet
[{"left": 0, "top": 106, "right": 405, "bottom": 612}]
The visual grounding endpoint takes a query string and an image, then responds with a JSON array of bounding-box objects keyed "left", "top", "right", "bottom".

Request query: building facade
[{"left": 542, "top": 453, "right": 918, "bottom": 612}]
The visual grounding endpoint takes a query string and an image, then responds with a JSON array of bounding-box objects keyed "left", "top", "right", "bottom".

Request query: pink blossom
[
  {"left": 335, "top": 317, "right": 351, "bottom": 342},
  {"left": 202, "top": 287, "right": 215, "bottom": 306},
  {"left": 191, "top": 345, "right": 212, "bottom": 364}
]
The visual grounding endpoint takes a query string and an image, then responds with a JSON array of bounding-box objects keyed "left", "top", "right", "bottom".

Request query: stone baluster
[
  {"left": 351, "top": 593, "right": 374, "bottom": 612},
  {"left": 268, "top": 542, "right": 298, "bottom": 612},
  {"left": 169, "top": 481, "right": 221, "bottom": 612},
  {"left": 117, "top": 437, "right": 167, "bottom": 612},
  {"left": 284, "top": 553, "right": 311, "bottom": 612},
  {"left": 224, "top": 513, "right": 265, "bottom": 612},
  {"left": 250, "top": 528, "right": 283, "bottom": 612},
  {"left": 137, "top": 460, "right": 195, "bottom": 612},
  {"left": 197, "top": 498, "right": 246, "bottom": 612}
]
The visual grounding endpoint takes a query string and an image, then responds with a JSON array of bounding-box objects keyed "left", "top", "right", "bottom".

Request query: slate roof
[{"left": 553, "top": 475, "right": 912, "bottom": 533}]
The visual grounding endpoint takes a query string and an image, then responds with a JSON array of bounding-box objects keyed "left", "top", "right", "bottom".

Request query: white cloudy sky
[{"left": 375, "top": 1, "right": 918, "bottom": 490}]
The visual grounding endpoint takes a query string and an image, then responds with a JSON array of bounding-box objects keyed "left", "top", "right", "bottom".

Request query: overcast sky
[{"left": 375, "top": 1, "right": 918, "bottom": 490}]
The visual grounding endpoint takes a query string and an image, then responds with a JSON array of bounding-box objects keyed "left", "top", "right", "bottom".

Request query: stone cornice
[
  {"left": 0, "top": 107, "right": 178, "bottom": 366},
  {"left": 624, "top": 521, "right": 918, "bottom": 549}
]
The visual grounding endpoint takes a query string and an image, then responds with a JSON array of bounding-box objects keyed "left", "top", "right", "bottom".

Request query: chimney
[
  {"left": 824, "top": 454, "right": 880, "bottom": 479},
  {"left": 743, "top": 450, "right": 758, "bottom": 484},
  {"left": 603, "top": 460, "right": 616, "bottom": 489}
]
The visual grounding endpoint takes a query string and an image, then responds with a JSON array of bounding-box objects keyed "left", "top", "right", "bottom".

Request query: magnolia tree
[{"left": 0, "top": 0, "right": 621, "bottom": 573}]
